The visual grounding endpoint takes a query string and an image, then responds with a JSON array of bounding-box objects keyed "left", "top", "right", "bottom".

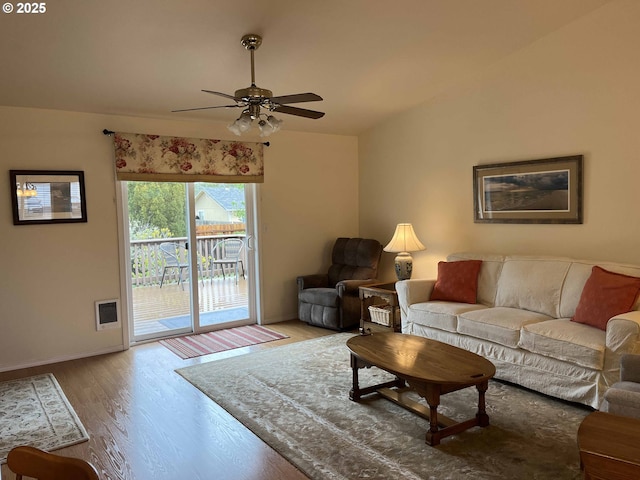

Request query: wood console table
[{"left": 578, "top": 411, "right": 640, "bottom": 480}]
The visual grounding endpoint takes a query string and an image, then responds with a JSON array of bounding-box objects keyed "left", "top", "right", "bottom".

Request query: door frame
[{"left": 115, "top": 181, "right": 263, "bottom": 348}]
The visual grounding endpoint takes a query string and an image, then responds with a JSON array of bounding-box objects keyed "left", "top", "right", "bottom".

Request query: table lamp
[{"left": 383, "top": 223, "right": 426, "bottom": 280}]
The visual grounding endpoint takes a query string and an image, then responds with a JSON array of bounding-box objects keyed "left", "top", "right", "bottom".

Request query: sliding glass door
[
  {"left": 193, "top": 183, "right": 251, "bottom": 329},
  {"left": 121, "top": 181, "right": 257, "bottom": 342}
]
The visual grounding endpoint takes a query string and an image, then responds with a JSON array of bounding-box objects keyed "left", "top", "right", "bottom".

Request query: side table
[
  {"left": 358, "top": 282, "right": 400, "bottom": 333},
  {"left": 578, "top": 411, "right": 640, "bottom": 480}
]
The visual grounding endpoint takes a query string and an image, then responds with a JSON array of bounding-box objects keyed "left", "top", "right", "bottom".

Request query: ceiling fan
[{"left": 173, "top": 33, "right": 325, "bottom": 137}]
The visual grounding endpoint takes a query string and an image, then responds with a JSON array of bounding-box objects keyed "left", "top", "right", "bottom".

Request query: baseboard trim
[
  {"left": 261, "top": 314, "right": 298, "bottom": 325},
  {"left": 0, "top": 344, "right": 126, "bottom": 373}
]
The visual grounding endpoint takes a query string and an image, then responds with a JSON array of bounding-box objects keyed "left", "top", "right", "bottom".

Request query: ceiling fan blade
[
  {"left": 202, "top": 89, "right": 240, "bottom": 101},
  {"left": 272, "top": 105, "right": 325, "bottom": 119},
  {"left": 269, "top": 93, "right": 323, "bottom": 104},
  {"left": 172, "top": 105, "right": 240, "bottom": 113}
]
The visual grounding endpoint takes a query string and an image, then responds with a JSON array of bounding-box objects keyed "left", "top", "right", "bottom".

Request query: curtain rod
[{"left": 102, "top": 129, "right": 269, "bottom": 146}]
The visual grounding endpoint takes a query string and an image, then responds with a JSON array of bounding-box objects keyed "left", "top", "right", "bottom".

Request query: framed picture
[
  {"left": 473, "top": 155, "right": 583, "bottom": 224},
  {"left": 9, "top": 170, "right": 88, "bottom": 225}
]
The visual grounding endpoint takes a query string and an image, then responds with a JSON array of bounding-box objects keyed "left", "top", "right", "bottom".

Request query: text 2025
[{"left": 16, "top": 2, "right": 46, "bottom": 13}]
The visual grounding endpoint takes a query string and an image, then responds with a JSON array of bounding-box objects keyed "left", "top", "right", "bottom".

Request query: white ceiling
[{"left": 0, "top": 0, "right": 609, "bottom": 136}]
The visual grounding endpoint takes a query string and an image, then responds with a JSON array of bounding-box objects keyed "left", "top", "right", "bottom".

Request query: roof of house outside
[{"left": 196, "top": 185, "right": 245, "bottom": 212}]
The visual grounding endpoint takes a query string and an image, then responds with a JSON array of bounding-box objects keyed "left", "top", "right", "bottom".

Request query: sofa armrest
[
  {"left": 297, "top": 274, "right": 329, "bottom": 291},
  {"left": 336, "top": 279, "right": 378, "bottom": 296},
  {"left": 606, "top": 311, "right": 640, "bottom": 353},
  {"left": 396, "top": 279, "right": 436, "bottom": 319},
  {"left": 620, "top": 353, "right": 640, "bottom": 383}
]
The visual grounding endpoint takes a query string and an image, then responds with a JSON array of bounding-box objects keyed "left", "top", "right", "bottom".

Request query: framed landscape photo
[
  {"left": 10, "top": 170, "right": 87, "bottom": 225},
  {"left": 473, "top": 155, "right": 583, "bottom": 224}
]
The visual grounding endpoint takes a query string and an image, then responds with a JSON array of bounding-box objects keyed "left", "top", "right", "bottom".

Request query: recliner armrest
[
  {"left": 621, "top": 353, "right": 640, "bottom": 383},
  {"left": 297, "top": 274, "right": 329, "bottom": 291},
  {"left": 336, "top": 279, "right": 378, "bottom": 296}
]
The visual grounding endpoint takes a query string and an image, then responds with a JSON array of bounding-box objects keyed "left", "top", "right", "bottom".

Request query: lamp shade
[{"left": 383, "top": 223, "right": 426, "bottom": 253}]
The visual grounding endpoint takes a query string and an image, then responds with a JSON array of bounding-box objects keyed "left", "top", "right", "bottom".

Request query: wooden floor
[{"left": 0, "top": 320, "right": 337, "bottom": 480}]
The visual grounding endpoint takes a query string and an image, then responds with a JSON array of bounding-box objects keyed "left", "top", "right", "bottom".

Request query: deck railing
[{"left": 130, "top": 234, "right": 246, "bottom": 287}]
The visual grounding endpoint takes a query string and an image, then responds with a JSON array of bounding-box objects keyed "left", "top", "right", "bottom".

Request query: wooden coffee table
[{"left": 347, "top": 332, "right": 496, "bottom": 446}]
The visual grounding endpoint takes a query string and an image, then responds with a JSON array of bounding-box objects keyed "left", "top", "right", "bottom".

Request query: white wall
[
  {"left": 259, "top": 132, "right": 360, "bottom": 322},
  {"left": 359, "top": 0, "right": 640, "bottom": 281},
  {"left": 0, "top": 107, "right": 358, "bottom": 370}
]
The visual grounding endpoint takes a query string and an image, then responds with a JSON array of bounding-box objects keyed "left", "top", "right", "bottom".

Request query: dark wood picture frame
[
  {"left": 10, "top": 170, "right": 88, "bottom": 225},
  {"left": 473, "top": 155, "right": 583, "bottom": 224}
]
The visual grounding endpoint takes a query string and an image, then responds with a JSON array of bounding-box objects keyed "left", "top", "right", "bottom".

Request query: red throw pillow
[
  {"left": 430, "top": 260, "right": 483, "bottom": 304},
  {"left": 571, "top": 266, "right": 640, "bottom": 331}
]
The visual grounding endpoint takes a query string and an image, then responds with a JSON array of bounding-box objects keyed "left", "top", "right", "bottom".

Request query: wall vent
[{"left": 95, "top": 299, "right": 120, "bottom": 331}]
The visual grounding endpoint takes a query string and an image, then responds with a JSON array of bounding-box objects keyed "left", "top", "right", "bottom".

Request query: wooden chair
[{"left": 7, "top": 446, "right": 99, "bottom": 480}]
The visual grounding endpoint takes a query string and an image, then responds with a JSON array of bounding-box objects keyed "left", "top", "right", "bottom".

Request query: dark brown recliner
[{"left": 297, "top": 238, "right": 383, "bottom": 331}]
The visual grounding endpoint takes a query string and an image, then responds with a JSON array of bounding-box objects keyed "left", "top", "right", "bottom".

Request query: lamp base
[{"left": 394, "top": 252, "right": 413, "bottom": 281}]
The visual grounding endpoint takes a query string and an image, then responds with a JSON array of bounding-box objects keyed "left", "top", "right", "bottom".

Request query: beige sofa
[{"left": 397, "top": 253, "right": 640, "bottom": 408}]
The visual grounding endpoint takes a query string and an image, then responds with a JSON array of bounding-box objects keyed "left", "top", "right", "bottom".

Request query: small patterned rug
[
  {"left": 160, "top": 324, "right": 288, "bottom": 359},
  {"left": 177, "top": 333, "right": 591, "bottom": 480},
  {"left": 0, "top": 373, "right": 89, "bottom": 464}
]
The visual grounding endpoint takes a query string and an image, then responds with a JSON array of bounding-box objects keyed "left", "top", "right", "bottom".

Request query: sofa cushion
[
  {"left": 494, "top": 258, "right": 571, "bottom": 318},
  {"left": 571, "top": 266, "right": 640, "bottom": 331},
  {"left": 430, "top": 260, "right": 482, "bottom": 304},
  {"left": 408, "top": 302, "right": 487, "bottom": 333},
  {"left": 519, "top": 319, "right": 606, "bottom": 370},
  {"left": 457, "top": 307, "right": 552, "bottom": 348}
]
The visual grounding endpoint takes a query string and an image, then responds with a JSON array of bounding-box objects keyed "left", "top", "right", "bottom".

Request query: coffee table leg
[
  {"left": 350, "top": 355, "right": 407, "bottom": 402},
  {"left": 476, "top": 380, "right": 490, "bottom": 427},
  {"left": 349, "top": 354, "right": 361, "bottom": 401},
  {"left": 424, "top": 388, "right": 442, "bottom": 446}
]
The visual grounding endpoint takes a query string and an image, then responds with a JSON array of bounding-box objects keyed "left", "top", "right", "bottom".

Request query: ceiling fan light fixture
[
  {"left": 257, "top": 119, "right": 271, "bottom": 137},
  {"left": 228, "top": 112, "right": 252, "bottom": 136},
  {"left": 266, "top": 115, "right": 283, "bottom": 132},
  {"left": 259, "top": 115, "right": 283, "bottom": 137}
]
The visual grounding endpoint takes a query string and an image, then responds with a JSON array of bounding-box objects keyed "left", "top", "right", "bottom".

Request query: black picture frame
[
  {"left": 10, "top": 170, "right": 88, "bottom": 225},
  {"left": 473, "top": 155, "right": 583, "bottom": 224}
]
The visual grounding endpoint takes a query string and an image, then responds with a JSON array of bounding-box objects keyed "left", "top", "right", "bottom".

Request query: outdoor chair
[
  {"left": 7, "top": 445, "right": 100, "bottom": 480},
  {"left": 297, "top": 237, "right": 382, "bottom": 331},
  {"left": 211, "top": 238, "right": 245, "bottom": 284},
  {"left": 159, "top": 242, "right": 202, "bottom": 288}
]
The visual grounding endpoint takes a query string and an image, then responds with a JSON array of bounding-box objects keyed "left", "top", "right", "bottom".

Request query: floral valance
[{"left": 111, "top": 132, "right": 264, "bottom": 183}]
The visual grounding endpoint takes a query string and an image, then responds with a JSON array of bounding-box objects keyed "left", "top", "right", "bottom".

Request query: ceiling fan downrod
[
  {"left": 234, "top": 34, "right": 272, "bottom": 100},
  {"left": 241, "top": 34, "right": 261, "bottom": 86}
]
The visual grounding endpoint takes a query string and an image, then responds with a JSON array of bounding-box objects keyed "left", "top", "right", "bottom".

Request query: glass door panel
[
  {"left": 128, "top": 181, "right": 193, "bottom": 340},
  {"left": 193, "top": 183, "right": 250, "bottom": 329},
  {"left": 124, "top": 181, "right": 254, "bottom": 343}
]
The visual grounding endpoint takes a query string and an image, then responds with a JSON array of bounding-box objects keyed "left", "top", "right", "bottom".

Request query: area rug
[
  {"left": 177, "top": 333, "right": 591, "bottom": 480},
  {"left": 160, "top": 324, "right": 288, "bottom": 359},
  {"left": 158, "top": 306, "right": 250, "bottom": 330},
  {"left": 0, "top": 373, "right": 89, "bottom": 464}
]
